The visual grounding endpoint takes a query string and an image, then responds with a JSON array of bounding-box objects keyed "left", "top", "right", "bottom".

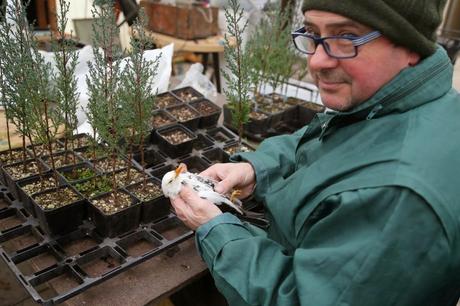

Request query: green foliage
[
  {"left": 120, "top": 8, "right": 160, "bottom": 150},
  {"left": 74, "top": 175, "right": 111, "bottom": 198},
  {"left": 52, "top": 0, "right": 80, "bottom": 151},
  {"left": 222, "top": 0, "right": 251, "bottom": 143},
  {"left": 63, "top": 167, "right": 96, "bottom": 182},
  {"left": 0, "top": 0, "right": 58, "bottom": 159},
  {"left": 85, "top": 0, "right": 126, "bottom": 166},
  {"left": 248, "top": 7, "right": 296, "bottom": 101}
]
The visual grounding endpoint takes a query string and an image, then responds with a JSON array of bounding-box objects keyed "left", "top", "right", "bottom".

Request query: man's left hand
[{"left": 170, "top": 185, "right": 222, "bottom": 230}]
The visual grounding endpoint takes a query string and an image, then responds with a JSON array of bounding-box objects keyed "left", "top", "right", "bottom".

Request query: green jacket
[{"left": 195, "top": 46, "right": 460, "bottom": 306}]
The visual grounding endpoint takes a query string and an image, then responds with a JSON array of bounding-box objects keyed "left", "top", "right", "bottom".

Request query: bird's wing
[
  {"left": 180, "top": 172, "right": 215, "bottom": 192},
  {"left": 198, "top": 190, "right": 244, "bottom": 215}
]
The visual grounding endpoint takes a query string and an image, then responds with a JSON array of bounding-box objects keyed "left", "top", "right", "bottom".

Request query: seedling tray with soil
[
  {"left": 0, "top": 186, "right": 193, "bottom": 305},
  {"left": 0, "top": 148, "right": 32, "bottom": 166},
  {"left": 189, "top": 99, "right": 221, "bottom": 128},
  {"left": 171, "top": 86, "right": 204, "bottom": 103},
  {"left": 166, "top": 104, "right": 201, "bottom": 131},
  {"left": 151, "top": 109, "right": 177, "bottom": 130},
  {"left": 156, "top": 124, "right": 197, "bottom": 158},
  {"left": 156, "top": 92, "right": 182, "bottom": 109}
]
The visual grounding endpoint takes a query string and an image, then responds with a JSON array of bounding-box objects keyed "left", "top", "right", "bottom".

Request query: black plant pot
[
  {"left": 16, "top": 171, "right": 64, "bottom": 218},
  {"left": 155, "top": 124, "right": 197, "bottom": 158},
  {"left": 31, "top": 185, "right": 86, "bottom": 236},
  {"left": 2, "top": 159, "right": 50, "bottom": 201},
  {"left": 151, "top": 109, "right": 177, "bottom": 132},
  {"left": 205, "top": 126, "right": 238, "bottom": 147},
  {"left": 189, "top": 99, "right": 222, "bottom": 128},
  {"left": 166, "top": 104, "right": 201, "bottom": 131},
  {"left": 177, "top": 155, "right": 211, "bottom": 173},
  {"left": 192, "top": 133, "right": 214, "bottom": 153},
  {"left": 223, "top": 104, "right": 271, "bottom": 136},
  {"left": 156, "top": 92, "right": 183, "bottom": 109},
  {"left": 88, "top": 189, "right": 140, "bottom": 238},
  {"left": 171, "top": 86, "right": 204, "bottom": 103},
  {"left": 202, "top": 147, "right": 230, "bottom": 164},
  {"left": 58, "top": 162, "right": 98, "bottom": 185},
  {"left": 126, "top": 177, "right": 170, "bottom": 224},
  {"left": 132, "top": 148, "right": 166, "bottom": 171}
]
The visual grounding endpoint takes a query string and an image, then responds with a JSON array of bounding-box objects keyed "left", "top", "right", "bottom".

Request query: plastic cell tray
[{"left": 0, "top": 186, "right": 193, "bottom": 305}]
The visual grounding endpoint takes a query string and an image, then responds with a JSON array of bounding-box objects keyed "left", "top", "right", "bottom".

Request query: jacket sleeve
[
  {"left": 231, "top": 126, "right": 308, "bottom": 200},
  {"left": 195, "top": 187, "right": 451, "bottom": 306}
]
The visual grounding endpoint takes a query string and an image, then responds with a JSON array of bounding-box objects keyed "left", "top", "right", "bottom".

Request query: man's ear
[{"left": 408, "top": 51, "right": 421, "bottom": 66}]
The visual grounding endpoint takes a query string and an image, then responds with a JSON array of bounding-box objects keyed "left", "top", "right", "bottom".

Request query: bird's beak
[{"left": 174, "top": 163, "right": 187, "bottom": 177}]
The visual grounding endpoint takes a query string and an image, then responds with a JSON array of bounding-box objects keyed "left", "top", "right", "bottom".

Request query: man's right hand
[{"left": 200, "top": 162, "right": 256, "bottom": 199}]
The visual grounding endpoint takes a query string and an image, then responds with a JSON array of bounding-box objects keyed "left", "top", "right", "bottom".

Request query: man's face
[{"left": 305, "top": 10, "right": 418, "bottom": 111}]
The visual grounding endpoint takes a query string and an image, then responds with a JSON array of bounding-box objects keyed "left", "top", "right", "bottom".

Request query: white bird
[{"left": 162, "top": 163, "right": 269, "bottom": 228}]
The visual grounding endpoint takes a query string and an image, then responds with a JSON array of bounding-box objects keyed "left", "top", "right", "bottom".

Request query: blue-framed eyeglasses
[{"left": 291, "top": 27, "right": 381, "bottom": 59}]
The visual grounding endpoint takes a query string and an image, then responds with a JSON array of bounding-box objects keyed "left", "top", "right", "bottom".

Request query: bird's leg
[{"left": 230, "top": 189, "right": 242, "bottom": 203}]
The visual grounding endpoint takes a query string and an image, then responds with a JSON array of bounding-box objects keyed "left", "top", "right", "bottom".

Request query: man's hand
[
  {"left": 200, "top": 162, "right": 256, "bottom": 199},
  {"left": 170, "top": 185, "right": 222, "bottom": 230}
]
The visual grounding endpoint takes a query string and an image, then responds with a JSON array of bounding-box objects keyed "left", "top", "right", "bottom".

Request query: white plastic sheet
[{"left": 39, "top": 43, "right": 174, "bottom": 134}]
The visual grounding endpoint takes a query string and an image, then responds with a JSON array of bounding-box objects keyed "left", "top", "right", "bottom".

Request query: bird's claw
[{"left": 230, "top": 189, "right": 242, "bottom": 203}]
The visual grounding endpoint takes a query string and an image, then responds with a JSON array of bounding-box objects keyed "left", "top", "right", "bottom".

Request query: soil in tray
[
  {"left": 111, "top": 168, "right": 145, "bottom": 187},
  {"left": 93, "top": 158, "right": 128, "bottom": 173},
  {"left": 192, "top": 100, "right": 217, "bottom": 115},
  {"left": 17, "top": 250, "right": 59, "bottom": 275},
  {"left": 73, "top": 176, "right": 112, "bottom": 198},
  {"left": 127, "top": 181, "right": 162, "bottom": 202},
  {"left": 0, "top": 149, "right": 30, "bottom": 165},
  {"left": 42, "top": 152, "right": 80, "bottom": 169},
  {"left": 21, "top": 176, "right": 59, "bottom": 196},
  {"left": 62, "top": 166, "right": 96, "bottom": 182},
  {"left": 224, "top": 144, "right": 254, "bottom": 156},
  {"left": 80, "top": 254, "right": 122, "bottom": 277},
  {"left": 152, "top": 112, "right": 175, "bottom": 128},
  {"left": 60, "top": 237, "right": 99, "bottom": 256},
  {"left": 174, "top": 89, "right": 201, "bottom": 102},
  {"left": 168, "top": 106, "right": 199, "bottom": 122},
  {"left": 157, "top": 94, "right": 181, "bottom": 108},
  {"left": 249, "top": 111, "right": 268, "bottom": 120},
  {"left": 91, "top": 191, "right": 133, "bottom": 215},
  {"left": 34, "top": 187, "right": 80, "bottom": 210},
  {"left": 259, "top": 103, "right": 284, "bottom": 113},
  {"left": 162, "top": 129, "right": 193, "bottom": 145},
  {"left": 28, "top": 142, "right": 63, "bottom": 156},
  {"left": 4, "top": 160, "right": 47, "bottom": 180}
]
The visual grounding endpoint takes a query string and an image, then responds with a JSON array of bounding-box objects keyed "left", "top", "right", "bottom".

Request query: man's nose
[{"left": 308, "top": 44, "right": 339, "bottom": 71}]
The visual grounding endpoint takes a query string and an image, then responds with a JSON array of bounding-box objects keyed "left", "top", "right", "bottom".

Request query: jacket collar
[{"left": 314, "top": 46, "right": 453, "bottom": 138}]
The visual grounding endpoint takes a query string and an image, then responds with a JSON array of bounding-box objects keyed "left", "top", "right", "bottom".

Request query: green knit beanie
[{"left": 302, "top": 0, "right": 447, "bottom": 58}]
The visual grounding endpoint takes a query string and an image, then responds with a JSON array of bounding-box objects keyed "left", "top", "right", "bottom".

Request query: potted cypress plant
[
  {"left": 85, "top": 0, "right": 140, "bottom": 237},
  {"left": 221, "top": 0, "right": 252, "bottom": 149}
]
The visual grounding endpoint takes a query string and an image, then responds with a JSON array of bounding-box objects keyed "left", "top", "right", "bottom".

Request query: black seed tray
[{"left": 0, "top": 185, "right": 193, "bottom": 306}]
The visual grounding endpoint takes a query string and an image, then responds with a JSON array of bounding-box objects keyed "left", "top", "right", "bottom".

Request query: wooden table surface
[{"left": 140, "top": 29, "right": 226, "bottom": 53}]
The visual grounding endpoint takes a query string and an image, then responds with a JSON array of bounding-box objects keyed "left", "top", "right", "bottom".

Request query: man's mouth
[{"left": 317, "top": 79, "right": 344, "bottom": 90}]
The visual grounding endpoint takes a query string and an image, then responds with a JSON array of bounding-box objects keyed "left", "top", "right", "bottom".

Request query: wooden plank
[{"left": 0, "top": 109, "right": 27, "bottom": 151}]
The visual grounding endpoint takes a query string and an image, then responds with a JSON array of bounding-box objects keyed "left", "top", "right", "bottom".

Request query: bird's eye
[{"left": 168, "top": 179, "right": 173, "bottom": 184}]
